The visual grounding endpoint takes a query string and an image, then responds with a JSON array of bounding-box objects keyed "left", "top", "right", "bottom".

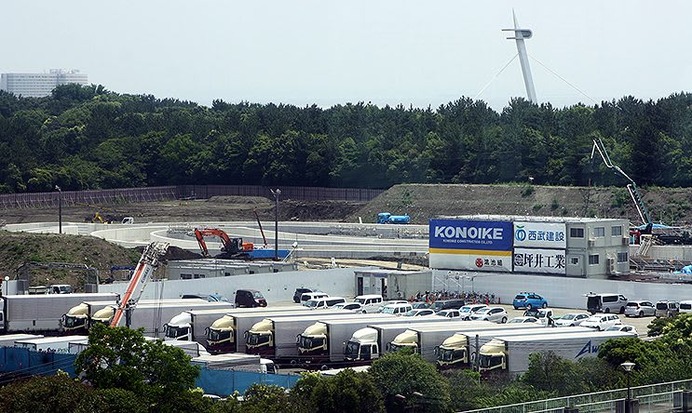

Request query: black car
[
  {"left": 235, "top": 289, "right": 267, "bottom": 308},
  {"left": 293, "top": 288, "right": 315, "bottom": 303}
]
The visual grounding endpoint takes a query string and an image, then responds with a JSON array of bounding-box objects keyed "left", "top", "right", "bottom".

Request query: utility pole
[
  {"left": 55, "top": 185, "right": 62, "bottom": 234},
  {"left": 270, "top": 188, "right": 281, "bottom": 260}
]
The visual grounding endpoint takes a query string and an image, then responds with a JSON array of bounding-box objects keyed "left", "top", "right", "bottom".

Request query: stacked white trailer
[
  {"left": 477, "top": 330, "right": 637, "bottom": 376},
  {"left": 245, "top": 313, "right": 384, "bottom": 363},
  {"left": 296, "top": 315, "right": 409, "bottom": 367},
  {"left": 62, "top": 298, "right": 207, "bottom": 334},
  {"left": 435, "top": 326, "right": 593, "bottom": 370},
  {"left": 344, "top": 319, "right": 485, "bottom": 363},
  {"left": 1, "top": 293, "right": 119, "bottom": 334},
  {"left": 15, "top": 335, "right": 88, "bottom": 352},
  {"left": 90, "top": 300, "right": 235, "bottom": 337},
  {"left": 388, "top": 322, "right": 502, "bottom": 362},
  {"left": 205, "top": 307, "right": 331, "bottom": 354}
]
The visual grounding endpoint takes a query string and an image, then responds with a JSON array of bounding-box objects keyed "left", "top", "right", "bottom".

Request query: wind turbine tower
[{"left": 502, "top": 11, "right": 537, "bottom": 103}]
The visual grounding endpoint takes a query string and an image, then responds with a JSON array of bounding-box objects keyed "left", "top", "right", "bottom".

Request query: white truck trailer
[
  {"left": 191, "top": 353, "right": 278, "bottom": 374},
  {"left": 344, "top": 319, "right": 480, "bottom": 363},
  {"left": 388, "top": 322, "right": 503, "bottom": 362},
  {"left": 0, "top": 334, "right": 44, "bottom": 347},
  {"left": 15, "top": 335, "right": 88, "bottom": 352},
  {"left": 90, "top": 300, "right": 235, "bottom": 337},
  {"left": 244, "top": 313, "right": 380, "bottom": 363},
  {"left": 205, "top": 307, "right": 330, "bottom": 354},
  {"left": 296, "top": 315, "right": 409, "bottom": 368},
  {"left": 0, "top": 293, "right": 119, "bottom": 334},
  {"left": 435, "top": 326, "right": 594, "bottom": 370},
  {"left": 164, "top": 308, "right": 243, "bottom": 344},
  {"left": 477, "top": 330, "right": 638, "bottom": 376},
  {"left": 61, "top": 298, "right": 207, "bottom": 334}
]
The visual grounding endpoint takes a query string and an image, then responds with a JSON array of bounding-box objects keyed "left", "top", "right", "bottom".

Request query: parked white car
[
  {"left": 605, "top": 324, "right": 638, "bottom": 335},
  {"left": 436, "top": 309, "right": 462, "bottom": 319},
  {"left": 381, "top": 302, "right": 413, "bottom": 316},
  {"left": 506, "top": 316, "right": 543, "bottom": 325},
  {"left": 624, "top": 300, "right": 656, "bottom": 318},
  {"left": 554, "top": 312, "right": 591, "bottom": 327},
  {"left": 332, "top": 302, "right": 364, "bottom": 313},
  {"left": 354, "top": 294, "right": 384, "bottom": 313},
  {"left": 459, "top": 304, "right": 488, "bottom": 320},
  {"left": 469, "top": 306, "right": 508, "bottom": 323},
  {"left": 402, "top": 308, "right": 436, "bottom": 317},
  {"left": 580, "top": 314, "right": 622, "bottom": 331},
  {"left": 376, "top": 300, "right": 408, "bottom": 313}
]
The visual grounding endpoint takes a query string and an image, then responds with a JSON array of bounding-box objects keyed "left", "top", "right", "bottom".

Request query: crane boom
[
  {"left": 109, "top": 242, "right": 169, "bottom": 328},
  {"left": 591, "top": 138, "right": 652, "bottom": 225}
]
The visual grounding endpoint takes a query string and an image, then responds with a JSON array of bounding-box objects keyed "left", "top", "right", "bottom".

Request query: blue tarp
[{"left": 1, "top": 347, "right": 299, "bottom": 396}]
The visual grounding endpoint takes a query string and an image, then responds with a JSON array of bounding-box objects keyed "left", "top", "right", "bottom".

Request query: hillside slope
[{"left": 352, "top": 184, "right": 692, "bottom": 226}]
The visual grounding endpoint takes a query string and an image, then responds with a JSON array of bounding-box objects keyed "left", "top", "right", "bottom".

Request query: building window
[
  {"left": 593, "top": 227, "right": 605, "bottom": 237},
  {"left": 570, "top": 228, "right": 585, "bottom": 238},
  {"left": 612, "top": 226, "right": 623, "bottom": 236},
  {"left": 193, "top": 274, "right": 205, "bottom": 279},
  {"left": 617, "top": 252, "right": 628, "bottom": 262},
  {"left": 570, "top": 257, "right": 579, "bottom": 265},
  {"left": 588, "top": 254, "right": 599, "bottom": 265},
  {"left": 180, "top": 274, "right": 192, "bottom": 280}
]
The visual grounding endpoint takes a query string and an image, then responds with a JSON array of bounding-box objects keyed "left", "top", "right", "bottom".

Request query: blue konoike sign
[{"left": 429, "top": 219, "right": 513, "bottom": 251}]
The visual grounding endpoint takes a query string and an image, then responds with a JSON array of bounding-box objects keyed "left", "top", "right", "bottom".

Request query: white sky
[{"left": 3, "top": 1, "right": 692, "bottom": 111}]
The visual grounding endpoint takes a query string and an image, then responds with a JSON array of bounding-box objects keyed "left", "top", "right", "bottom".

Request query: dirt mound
[{"left": 0, "top": 232, "right": 142, "bottom": 288}]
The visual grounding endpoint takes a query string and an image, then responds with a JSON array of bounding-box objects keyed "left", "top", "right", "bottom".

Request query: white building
[{"left": 0, "top": 69, "right": 88, "bottom": 98}]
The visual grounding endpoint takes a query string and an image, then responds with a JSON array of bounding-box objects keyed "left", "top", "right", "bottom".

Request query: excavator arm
[{"left": 193, "top": 228, "right": 254, "bottom": 258}]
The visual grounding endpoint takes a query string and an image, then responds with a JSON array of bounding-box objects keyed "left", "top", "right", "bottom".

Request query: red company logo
[{"left": 475, "top": 258, "right": 484, "bottom": 268}]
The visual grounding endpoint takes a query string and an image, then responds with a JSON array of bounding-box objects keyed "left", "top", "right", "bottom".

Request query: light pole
[
  {"left": 621, "top": 361, "right": 635, "bottom": 413},
  {"left": 55, "top": 185, "right": 62, "bottom": 234},
  {"left": 270, "top": 188, "right": 281, "bottom": 260}
]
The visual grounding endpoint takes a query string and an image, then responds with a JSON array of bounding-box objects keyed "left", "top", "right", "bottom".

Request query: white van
[
  {"left": 381, "top": 302, "right": 412, "bottom": 316},
  {"left": 354, "top": 294, "right": 384, "bottom": 313},
  {"left": 679, "top": 300, "right": 692, "bottom": 314},
  {"left": 305, "top": 296, "right": 346, "bottom": 310},
  {"left": 301, "top": 292, "right": 328, "bottom": 305},
  {"left": 586, "top": 292, "right": 628, "bottom": 314}
]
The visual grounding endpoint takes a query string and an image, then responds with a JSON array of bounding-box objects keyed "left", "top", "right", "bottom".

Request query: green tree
[
  {"left": 369, "top": 351, "right": 451, "bottom": 413},
  {"left": 521, "top": 351, "right": 586, "bottom": 396},
  {"left": 241, "top": 383, "right": 293, "bottom": 413},
  {"left": 75, "top": 323, "right": 201, "bottom": 411}
]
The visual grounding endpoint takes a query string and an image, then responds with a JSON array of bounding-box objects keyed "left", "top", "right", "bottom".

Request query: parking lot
[{"left": 497, "top": 303, "right": 654, "bottom": 337}]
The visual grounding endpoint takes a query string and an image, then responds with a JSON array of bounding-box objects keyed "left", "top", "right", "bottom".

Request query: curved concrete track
[{"left": 5, "top": 220, "right": 429, "bottom": 260}]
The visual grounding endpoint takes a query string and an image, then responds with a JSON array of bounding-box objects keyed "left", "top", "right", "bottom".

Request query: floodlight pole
[{"left": 270, "top": 189, "right": 281, "bottom": 260}]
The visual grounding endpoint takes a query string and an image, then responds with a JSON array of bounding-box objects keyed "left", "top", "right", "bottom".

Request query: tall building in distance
[{"left": 0, "top": 69, "right": 88, "bottom": 98}]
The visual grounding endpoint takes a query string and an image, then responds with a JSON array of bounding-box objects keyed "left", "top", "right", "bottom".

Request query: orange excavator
[{"left": 194, "top": 228, "right": 254, "bottom": 258}]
